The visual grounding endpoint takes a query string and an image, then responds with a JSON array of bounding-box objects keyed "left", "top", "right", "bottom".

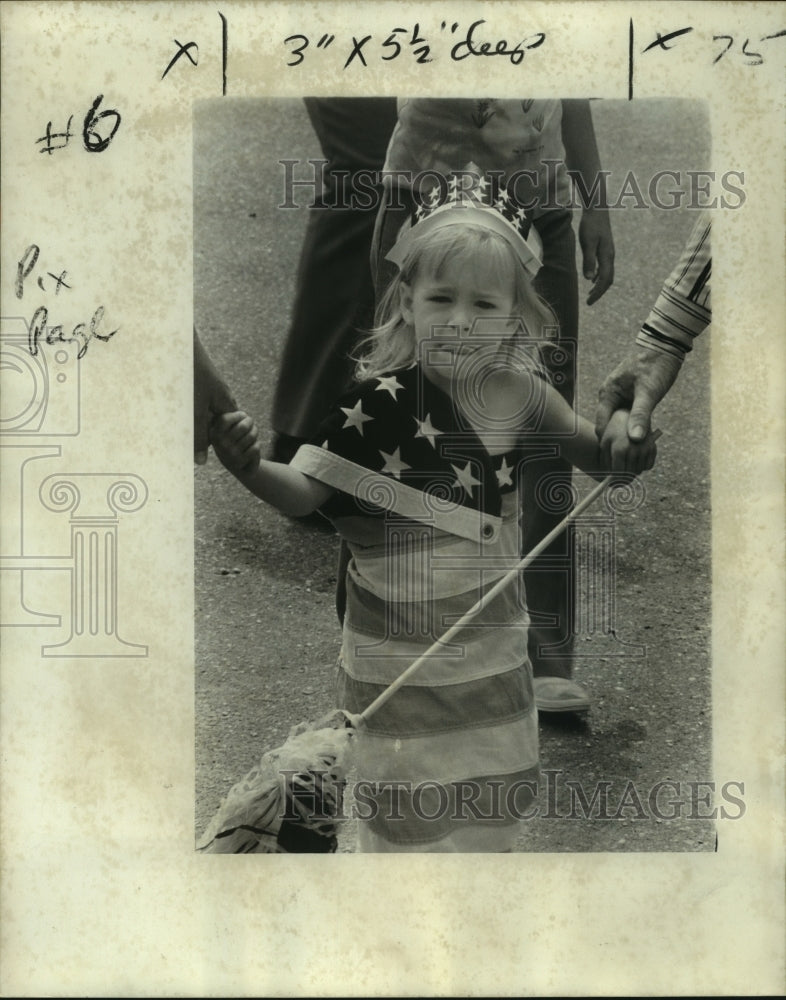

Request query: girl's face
[{"left": 399, "top": 250, "right": 518, "bottom": 393}]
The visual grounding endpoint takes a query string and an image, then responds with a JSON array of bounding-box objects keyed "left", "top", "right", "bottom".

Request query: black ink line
[
  {"left": 219, "top": 11, "right": 228, "bottom": 96},
  {"left": 161, "top": 39, "right": 199, "bottom": 80},
  {"left": 642, "top": 26, "right": 693, "bottom": 53},
  {"left": 628, "top": 18, "right": 633, "bottom": 100}
]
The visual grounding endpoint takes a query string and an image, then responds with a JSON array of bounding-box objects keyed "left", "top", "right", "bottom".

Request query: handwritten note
[
  {"left": 15, "top": 244, "right": 118, "bottom": 359},
  {"left": 36, "top": 94, "right": 121, "bottom": 155},
  {"left": 150, "top": 11, "right": 786, "bottom": 99}
]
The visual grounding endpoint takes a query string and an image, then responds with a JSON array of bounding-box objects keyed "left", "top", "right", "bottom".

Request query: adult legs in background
[
  {"left": 270, "top": 97, "right": 399, "bottom": 460},
  {"left": 524, "top": 210, "right": 580, "bottom": 688}
]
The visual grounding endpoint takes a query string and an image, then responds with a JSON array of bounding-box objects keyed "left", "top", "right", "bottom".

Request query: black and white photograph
[
  {"left": 1, "top": 2, "right": 783, "bottom": 995},
  {"left": 194, "top": 97, "right": 715, "bottom": 855}
]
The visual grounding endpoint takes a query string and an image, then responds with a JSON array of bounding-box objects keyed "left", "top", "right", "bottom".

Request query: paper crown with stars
[{"left": 385, "top": 164, "right": 544, "bottom": 278}]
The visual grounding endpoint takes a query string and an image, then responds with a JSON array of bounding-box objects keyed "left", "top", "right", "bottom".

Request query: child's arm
[
  {"left": 210, "top": 412, "right": 334, "bottom": 516},
  {"left": 536, "top": 381, "right": 657, "bottom": 477},
  {"left": 492, "top": 370, "right": 657, "bottom": 476}
]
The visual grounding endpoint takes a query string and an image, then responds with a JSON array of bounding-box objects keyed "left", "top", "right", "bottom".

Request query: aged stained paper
[{"left": 1, "top": 1, "right": 784, "bottom": 995}]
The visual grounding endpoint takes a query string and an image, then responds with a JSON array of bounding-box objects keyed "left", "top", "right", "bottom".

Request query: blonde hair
[{"left": 355, "top": 223, "right": 558, "bottom": 381}]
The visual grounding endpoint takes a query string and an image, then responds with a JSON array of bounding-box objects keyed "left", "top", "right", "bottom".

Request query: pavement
[{"left": 194, "top": 98, "right": 712, "bottom": 853}]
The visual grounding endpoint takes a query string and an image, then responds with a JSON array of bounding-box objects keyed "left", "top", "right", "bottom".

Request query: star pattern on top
[
  {"left": 340, "top": 399, "right": 374, "bottom": 436},
  {"left": 386, "top": 164, "right": 543, "bottom": 278},
  {"left": 452, "top": 461, "right": 482, "bottom": 499},
  {"left": 413, "top": 167, "right": 535, "bottom": 243},
  {"left": 375, "top": 375, "right": 404, "bottom": 400},
  {"left": 315, "top": 366, "right": 528, "bottom": 528},
  {"left": 495, "top": 456, "right": 514, "bottom": 487},
  {"left": 378, "top": 447, "right": 411, "bottom": 480},
  {"left": 414, "top": 413, "right": 443, "bottom": 448}
]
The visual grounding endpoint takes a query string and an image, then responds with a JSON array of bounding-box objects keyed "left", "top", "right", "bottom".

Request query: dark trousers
[{"left": 270, "top": 98, "right": 399, "bottom": 440}]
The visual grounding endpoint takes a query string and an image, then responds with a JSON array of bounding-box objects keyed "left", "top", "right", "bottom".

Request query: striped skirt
[{"left": 335, "top": 494, "right": 539, "bottom": 851}]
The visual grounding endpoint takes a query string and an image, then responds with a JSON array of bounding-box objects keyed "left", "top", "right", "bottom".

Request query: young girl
[{"left": 210, "top": 185, "right": 656, "bottom": 852}]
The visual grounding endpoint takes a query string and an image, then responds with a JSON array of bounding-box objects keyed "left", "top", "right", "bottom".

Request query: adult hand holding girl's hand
[
  {"left": 210, "top": 411, "right": 262, "bottom": 476},
  {"left": 595, "top": 347, "right": 682, "bottom": 443},
  {"left": 599, "top": 409, "right": 659, "bottom": 475}
]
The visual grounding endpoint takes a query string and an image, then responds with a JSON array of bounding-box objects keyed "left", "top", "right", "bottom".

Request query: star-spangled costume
[{"left": 291, "top": 363, "right": 539, "bottom": 850}]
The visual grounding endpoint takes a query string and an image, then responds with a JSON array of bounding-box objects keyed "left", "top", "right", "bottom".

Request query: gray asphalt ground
[{"left": 194, "top": 98, "right": 712, "bottom": 853}]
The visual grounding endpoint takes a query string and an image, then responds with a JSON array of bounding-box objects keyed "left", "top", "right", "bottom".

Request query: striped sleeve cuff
[
  {"left": 636, "top": 288, "right": 712, "bottom": 356},
  {"left": 636, "top": 213, "right": 712, "bottom": 359},
  {"left": 635, "top": 329, "right": 688, "bottom": 361},
  {"left": 637, "top": 285, "right": 711, "bottom": 357}
]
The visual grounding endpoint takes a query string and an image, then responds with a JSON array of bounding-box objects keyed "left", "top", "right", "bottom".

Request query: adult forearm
[
  {"left": 194, "top": 327, "right": 237, "bottom": 464},
  {"left": 561, "top": 99, "right": 604, "bottom": 186},
  {"left": 561, "top": 100, "right": 614, "bottom": 304}
]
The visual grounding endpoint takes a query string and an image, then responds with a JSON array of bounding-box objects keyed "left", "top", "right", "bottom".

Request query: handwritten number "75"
[{"left": 713, "top": 30, "right": 785, "bottom": 65}]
